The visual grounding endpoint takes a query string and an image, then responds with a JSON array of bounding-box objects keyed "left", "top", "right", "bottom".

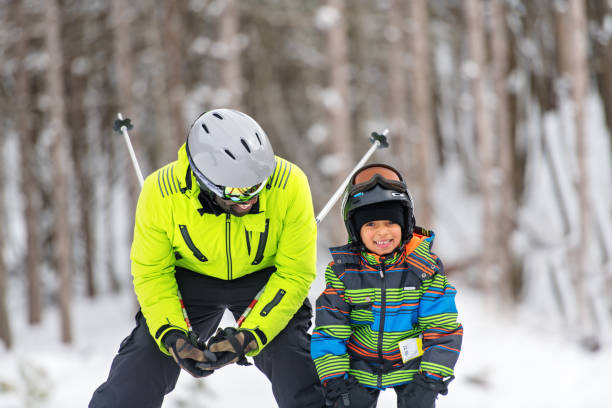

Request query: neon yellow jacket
[{"left": 131, "top": 144, "right": 317, "bottom": 355}]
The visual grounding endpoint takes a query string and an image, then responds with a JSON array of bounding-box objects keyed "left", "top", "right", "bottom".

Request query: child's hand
[
  {"left": 323, "top": 375, "right": 374, "bottom": 407},
  {"left": 397, "top": 372, "right": 453, "bottom": 408}
]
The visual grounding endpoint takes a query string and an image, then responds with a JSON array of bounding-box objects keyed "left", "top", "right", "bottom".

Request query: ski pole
[
  {"left": 113, "top": 113, "right": 199, "bottom": 342},
  {"left": 237, "top": 129, "right": 390, "bottom": 328},
  {"left": 315, "top": 129, "right": 389, "bottom": 224}
]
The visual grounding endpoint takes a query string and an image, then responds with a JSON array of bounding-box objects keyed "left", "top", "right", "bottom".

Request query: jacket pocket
[
  {"left": 260, "top": 288, "right": 286, "bottom": 316},
  {"left": 179, "top": 224, "right": 208, "bottom": 262},
  {"left": 348, "top": 301, "right": 374, "bottom": 325},
  {"left": 252, "top": 218, "right": 270, "bottom": 265}
]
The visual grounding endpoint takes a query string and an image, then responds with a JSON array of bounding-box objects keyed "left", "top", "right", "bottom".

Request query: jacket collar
[{"left": 329, "top": 227, "right": 436, "bottom": 268}]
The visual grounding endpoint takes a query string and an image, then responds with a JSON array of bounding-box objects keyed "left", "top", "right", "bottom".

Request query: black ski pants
[
  {"left": 328, "top": 383, "right": 435, "bottom": 408},
  {"left": 89, "top": 267, "right": 325, "bottom": 408}
]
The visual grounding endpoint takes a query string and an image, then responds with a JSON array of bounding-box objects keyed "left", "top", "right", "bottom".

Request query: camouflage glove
[
  {"left": 163, "top": 330, "right": 217, "bottom": 378},
  {"left": 196, "top": 327, "right": 258, "bottom": 370}
]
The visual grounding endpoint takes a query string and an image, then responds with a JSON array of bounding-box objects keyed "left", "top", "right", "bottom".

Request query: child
[{"left": 311, "top": 163, "right": 463, "bottom": 408}]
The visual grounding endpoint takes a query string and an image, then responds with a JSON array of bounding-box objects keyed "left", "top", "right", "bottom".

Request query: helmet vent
[
  {"left": 241, "top": 139, "right": 251, "bottom": 153},
  {"left": 255, "top": 132, "right": 262, "bottom": 145},
  {"left": 213, "top": 112, "right": 223, "bottom": 120},
  {"left": 224, "top": 149, "right": 236, "bottom": 160},
  {"left": 201, "top": 123, "right": 209, "bottom": 133}
]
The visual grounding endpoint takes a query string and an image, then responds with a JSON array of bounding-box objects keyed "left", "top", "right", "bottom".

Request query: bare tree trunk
[
  {"left": 326, "top": 0, "right": 353, "bottom": 183},
  {"left": 588, "top": 0, "right": 612, "bottom": 154},
  {"left": 325, "top": 0, "right": 353, "bottom": 243},
  {"left": 45, "top": 0, "right": 73, "bottom": 344},
  {"left": 0, "top": 139, "right": 11, "bottom": 349},
  {"left": 15, "top": 0, "right": 42, "bottom": 323},
  {"left": 161, "top": 1, "right": 186, "bottom": 148},
  {"left": 408, "top": 0, "right": 435, "bottom": 227},
  {"left": 568, "top": 0, "right": 593, "bottom": 341},
  {"left": 220, "top": 0, "right": 243, "bottom": 109},
  {"left": 112, "top": 0, "right": 140, "bottom": 214},
  {"left": 63, "top": 11, "right": 96, "bottom": 299},
  {"left": 464, "top": 0, "right": 496, "bottom": 297},
  {"left": 491, "top": 0, "right": 516, "bottom": 301},
  {"left": 387, "top": 0, "right": 410, "bottom": 180},
  {"left": 145, "top": 6, "right": 173, "bottom": 166}
]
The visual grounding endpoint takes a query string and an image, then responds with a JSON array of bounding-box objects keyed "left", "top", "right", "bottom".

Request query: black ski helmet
[{"left": 341, "top": 163, "right": 415, "bottom": 248}]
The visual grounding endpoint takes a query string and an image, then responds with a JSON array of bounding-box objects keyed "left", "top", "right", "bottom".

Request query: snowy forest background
[{"left": 0, "top": 0, "right": 611, "bottom": 407}]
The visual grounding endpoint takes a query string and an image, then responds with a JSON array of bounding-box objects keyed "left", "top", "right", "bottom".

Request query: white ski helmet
[{"left": 186, "top": 109, "right": 275, "bottom": 199}]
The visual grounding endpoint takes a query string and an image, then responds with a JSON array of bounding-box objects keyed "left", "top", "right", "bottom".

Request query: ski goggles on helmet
[
  {"left": 221, "top": 182, "right": 265, "bottom": 202},
  {"left": 349, "top": 164, "right": 407, "bottom": 195},
  {"left": 189, "top": 155, "right": 265, "bottom": 202}
]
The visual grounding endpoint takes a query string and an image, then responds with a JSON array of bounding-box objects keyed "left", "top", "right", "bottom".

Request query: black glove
[
  {"left": 398, "top": 373, "right": 453, "bottom": 408},
  {"left": 324, "top": 375, "right": 373, "bottom": 408},
  {"left": 196, "top": 327, "right": 258, "bottom": 370},
  {"left": 163, "top": 330, "right": 217, "bottom": 378}
]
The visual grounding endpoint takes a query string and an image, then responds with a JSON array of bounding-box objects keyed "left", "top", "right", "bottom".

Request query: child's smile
[{"left": 360, "top": 220, "right": 402, "bottom": 255}]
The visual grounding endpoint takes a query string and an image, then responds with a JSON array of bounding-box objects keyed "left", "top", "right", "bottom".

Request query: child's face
[{"left": 359, "top": 220, "right": 402, "bottom": 255}]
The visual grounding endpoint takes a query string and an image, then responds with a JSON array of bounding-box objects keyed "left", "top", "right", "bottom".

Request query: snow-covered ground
[{"left": 1, "top": 275, "right": 609, "bottom": 408}]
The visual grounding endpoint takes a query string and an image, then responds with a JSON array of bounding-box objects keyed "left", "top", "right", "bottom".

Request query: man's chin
[
  {"left": 230, "top": 207, "right": 251, "bottom": 217},
  {"left": 213, "top": 195, "right": 257, "bottom": 216},
  {"left": 229, "top": 202, "right": 256, "bottom": 217}
]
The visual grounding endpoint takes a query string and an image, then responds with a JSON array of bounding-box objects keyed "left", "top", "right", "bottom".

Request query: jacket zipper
[
  {"left": 377, "top": 261, "right": 387, "bottom": 389},
  {"left": 226, "top": 214, "right": 232, "bottom": 280},
  {"left": 252, "top": 218, "right": 270, "bottom": 265},
  {"left": 179, "top": 225, "right": 207, "bottom": 262}
]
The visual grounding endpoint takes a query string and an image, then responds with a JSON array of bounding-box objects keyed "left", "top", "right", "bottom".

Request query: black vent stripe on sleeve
[
  {"left": 157, "top": 165, "right": 182, "bottom": 197},
  {"left": 272, "top": 160, "right": 285, "bottom": 187},
  {"left": 163, "top": 167, "right": 171, "bottom": 196},
  {"left": 281, "top": 164, "right": 292, "bottom": 189},
  {"left": 267, "top": 159, "right": 280, "bottom": 189},
  {"left": 170, "top": 165, "right": 179, "bottom": 193},
  {"left": 157, "top": 170, "right": 165, "bottom": 197},
  {"left": 275, "top": 160, "right": 288, "bottom": 188},
  {"left": 165, "top": 166, "right": 176, "bottom": 194}
]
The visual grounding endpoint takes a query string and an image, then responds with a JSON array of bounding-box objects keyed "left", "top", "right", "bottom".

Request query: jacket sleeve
[
  {"left": 239, "top": 164, "right": 318, "bottom": 355},
  {"left": 310, "top": 263, "right": 352, "bottom": 383},
  {"left": 417, "top": 257, "right": 463, "bottom": 379},
  {"left": 131, "top": 173, "right": 187, "bottom": 354}
]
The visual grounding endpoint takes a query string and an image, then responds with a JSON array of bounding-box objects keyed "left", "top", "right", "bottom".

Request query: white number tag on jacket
[{"left": 398, "top": 337, "right": 424, "bottom": 363}]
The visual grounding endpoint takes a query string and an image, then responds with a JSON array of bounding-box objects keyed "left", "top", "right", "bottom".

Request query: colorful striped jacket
[{"left": 311, "top": 228, "right": 463, "bottom": 390}]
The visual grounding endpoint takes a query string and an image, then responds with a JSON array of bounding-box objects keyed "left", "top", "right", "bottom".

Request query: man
[{"left": 90, "top": 109, "right": 325, "bottom": 407}]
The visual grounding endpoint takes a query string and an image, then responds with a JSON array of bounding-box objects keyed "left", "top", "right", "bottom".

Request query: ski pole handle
[
  {"left": 315, "top": 129, "right": 389, "bottom": 224},
  {"left": 114, "top": 112, "right": 145, "bottom": 187}
]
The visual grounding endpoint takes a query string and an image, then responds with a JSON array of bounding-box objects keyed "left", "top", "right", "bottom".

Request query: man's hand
[
  {"left": 196, "top": 327, "right": 258, "bottom": 370},
  {"left": 163, "top": 330, "right": 217, "bottom": 378}
]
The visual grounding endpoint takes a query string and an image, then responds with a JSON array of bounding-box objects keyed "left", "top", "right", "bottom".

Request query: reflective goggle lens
[
  {"left": 353, "top": 165, "right": 402, "bottom": 184},
  {"left": 223, "top": 182, "right": 265, "bottom": 202},
  {"left": 350, "top": 165, "right": 406, "bottom": 194}
]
